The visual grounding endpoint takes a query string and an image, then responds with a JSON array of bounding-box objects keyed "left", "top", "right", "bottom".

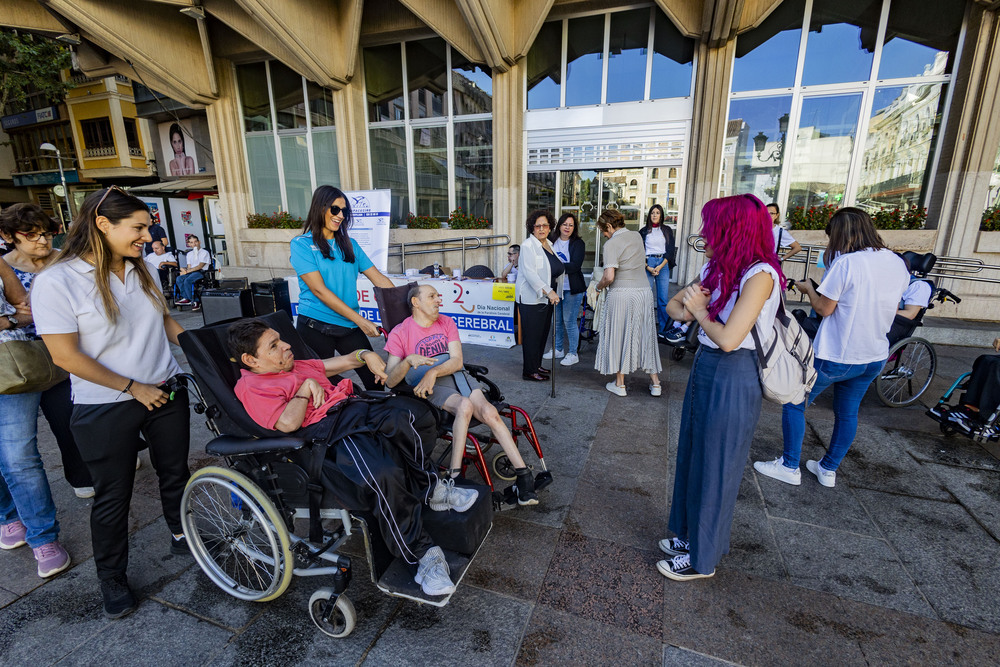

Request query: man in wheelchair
[
  {"left": 227, "top": 318, "right": 477, "bottom": 596},
  {"left": 383, "top": 284, "right": 539, "bottom": 506}
]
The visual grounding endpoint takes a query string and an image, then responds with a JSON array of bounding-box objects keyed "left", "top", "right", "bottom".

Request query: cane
[{"left": 550, "top": 300, "right": 557, "bottom": 398}]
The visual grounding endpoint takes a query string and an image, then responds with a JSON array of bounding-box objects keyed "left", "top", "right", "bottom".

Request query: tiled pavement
[{"left": 1, "top": 308, "right": 998, "bottom": 665}]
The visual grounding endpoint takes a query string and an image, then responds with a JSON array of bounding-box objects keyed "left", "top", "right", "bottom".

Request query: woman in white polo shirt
[
  {"left": 754, "top": 208, "right": 909, "bottom": 488},
  {"left": 32, "top": 186, "right": 190, "bottom": 620}
]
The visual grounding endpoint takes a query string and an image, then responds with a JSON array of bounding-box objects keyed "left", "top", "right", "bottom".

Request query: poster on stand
[
  {"left": 137, "top": 196, "right": 168, "bottom": 245},
  {"left": 344, "top": 189, "right": 390, "bottom": 272}
]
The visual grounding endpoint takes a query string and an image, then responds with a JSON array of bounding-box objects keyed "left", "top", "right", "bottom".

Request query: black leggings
[
  {"left": 518, "top": 302, "right": 553, "bottom": 376},
  {"left": 70, "top": 390, "right": 190, "bottom": 581},
  {"left": 39, "top": 379, "right": 92, "bottom": 488},
  {"left": 296, "top": 316, "right": 379, "bottom": 390}
]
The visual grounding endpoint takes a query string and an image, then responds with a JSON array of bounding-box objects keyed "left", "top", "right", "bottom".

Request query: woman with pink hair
[{"left": 658, "top": 194, "right": 784, "bottom": 582}]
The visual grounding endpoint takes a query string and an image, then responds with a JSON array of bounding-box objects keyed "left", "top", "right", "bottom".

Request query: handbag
[{"left": 0, "top": 339, "right": 70, "bottom": 395}]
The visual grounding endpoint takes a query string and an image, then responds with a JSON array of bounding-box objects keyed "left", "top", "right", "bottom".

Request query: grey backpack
[{"left": 750, "top": 296, "right": 817, "bottom": 404}]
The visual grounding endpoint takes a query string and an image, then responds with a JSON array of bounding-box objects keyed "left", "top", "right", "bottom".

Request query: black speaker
[
  {"left": 217, "top": 278, "right": 250, "bottom": 290},
  {"left": 251, "top": 278, "right": 293, "bottom": 318},
  {"left": 200, "top": 288, "right": 254, "bottom": 326}
]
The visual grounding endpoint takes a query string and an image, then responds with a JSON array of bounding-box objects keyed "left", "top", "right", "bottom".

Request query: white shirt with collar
[
  {"left": 515, "top": 234, "right": 553, "bottom": 305},
  {"left": 184, "top": 247, "right": 211, "bottom": 271},
  {"left": 144, "top": 251, "right": 176, "bottom": 269},
  {"left": 31, "top": 257, "right": 182, "bottom": 404}
]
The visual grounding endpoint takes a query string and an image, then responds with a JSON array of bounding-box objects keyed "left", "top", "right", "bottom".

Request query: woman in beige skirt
[{"left": 595, "top": 209, "right": 662, "bottom": 397}]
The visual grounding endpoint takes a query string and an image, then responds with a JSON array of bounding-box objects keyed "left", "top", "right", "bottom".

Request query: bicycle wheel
[
  {"left": 876, "top": 337, "right": 936, "bottom": 408},
  {"left": 180, "top": 466, "right": 294, "bottom": 602}
]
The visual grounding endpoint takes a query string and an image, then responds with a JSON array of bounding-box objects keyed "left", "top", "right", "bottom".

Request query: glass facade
[
  {"left": 724, "top": 0, "right": 962, "bottom": 222},
  {"left": 365, "top": 38, "right": 493, "bottom": 226},
  {"left": 236, "top": 61, "right": 338, "bottom": 218}
]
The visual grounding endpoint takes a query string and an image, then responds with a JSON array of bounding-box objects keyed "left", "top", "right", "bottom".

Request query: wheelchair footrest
[
  {"left": 421, "top": 481, "right": 492, "bottom": 555},
  {"left": 496, "top": 471, "right": 553, "bottom": 508},
  {"left": 375, "top": 549, "right": 476, "bottom": 608}
]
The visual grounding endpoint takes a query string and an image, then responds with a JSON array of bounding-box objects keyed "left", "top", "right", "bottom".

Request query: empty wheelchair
[{"left": 176, "top": 311, "right": 491, "bottom": 638}]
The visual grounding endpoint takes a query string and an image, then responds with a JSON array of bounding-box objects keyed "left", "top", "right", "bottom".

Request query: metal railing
[{"left": 390, "top": 234, "right": 511, "bottom": 273}]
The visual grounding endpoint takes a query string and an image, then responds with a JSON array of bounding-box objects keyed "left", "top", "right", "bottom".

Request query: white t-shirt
[
  {"left": 644, "top": 230, "right": 667, "bottom": 256},
  {"left": 900, "top": 279, "right": 932, "bottom": 309},
  {"left": 144, "top": 251, "right": 176, "bottom": 269},
  {"left": 184, "top": 247, "right": 212, "bottom": 271},
  {"left": 31, "top": 258, "right": 182, "bottom": 404},
  {"left": 773, "top": 226, "right": 796, "bottom": 251},
  {"left": 814, "top": 249, "right": 909, "bottom": 364},
  {"left": 553, "top": 238, "right": 571, "bottom": 291},
  {"left": 697, "top": 262, "right": 781, "bottom": 351}
]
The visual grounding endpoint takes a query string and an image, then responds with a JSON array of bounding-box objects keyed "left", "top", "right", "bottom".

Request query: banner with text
[{"left": 345, "top": 189, "right": 391, "bottom": 272}]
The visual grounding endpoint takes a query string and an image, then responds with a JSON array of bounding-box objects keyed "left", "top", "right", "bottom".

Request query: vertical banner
[
  {"left": 344, "top": 189, "right": 390, "bottom": 272},
  {"left": 166, "top": 197, "right": 204, "bottom": 248},
  {"left": 137, "top": 197, "right": 167, "bottom": 243}
]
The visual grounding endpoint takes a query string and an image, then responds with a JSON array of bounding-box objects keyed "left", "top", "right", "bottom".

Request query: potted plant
[
  {"left": 246, "top": 211, "right": 305, "bottom": 229},
  {"left": 405, "top": 212, "right": 442, "bottom": 229},
  {"left": 447, "top": 207, "right": 491, "bottom": 230},
  {"left": 977, "top": 203, "right": 1000, "bottom": 252}
]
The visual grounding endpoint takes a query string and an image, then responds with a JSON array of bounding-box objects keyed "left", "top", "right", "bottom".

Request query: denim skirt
[{"left": 668, "top": 346, "right": 762, "bottom": 574}]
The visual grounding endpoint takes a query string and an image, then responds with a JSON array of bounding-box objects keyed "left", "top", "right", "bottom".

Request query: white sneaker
[
  {"left": 649, "top": 384, "right": 662, "bottom": 397},
  {"left": 74, "top": 486, "right": 95, "bottom": 499},
  {"left": 542, "top": 349, "right": 565, "bottom": 360},
  {"left": 428, "top": 478, "right": 478, "bottom": 512},
  {"left": 806, "top": 459, "right": 836, "bottom": 487},
  {"left": 415, "top": 546, "right": 456, "bottom": 596},
  {"left": 605, "top": 381, "right": 626, "bottom": 397},
  {"left": 560, "top": 353, "right": 579, "bottom": 366},
  {"left": 753, "top": 456, "right": 801, "bottom": 485}
]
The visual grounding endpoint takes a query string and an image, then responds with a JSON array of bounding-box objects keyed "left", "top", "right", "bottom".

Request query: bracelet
[
  {"left": 355, "top": 349, "right": 366, "bottom": 364},
  {"left": 118, "top": 378, "right": 134, "bottom": 400}
]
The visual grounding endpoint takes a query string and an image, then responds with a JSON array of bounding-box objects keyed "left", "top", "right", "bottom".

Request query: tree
[{"left": 0, "top": 29, "right": 72, "bottom": 115}]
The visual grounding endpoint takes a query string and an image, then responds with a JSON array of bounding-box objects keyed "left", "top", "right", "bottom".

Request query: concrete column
[
  {"left": 204, "top": 58, "right": 251, "bottom": 268},
  {"left": 677, "top": 39, "right": 736, "bottom": 283},
  {"left": 333, "top": 51, "right": 372, "bottom": 191},
  {"left": 491, "top": 58, "right": 525, "bottom": 268}
]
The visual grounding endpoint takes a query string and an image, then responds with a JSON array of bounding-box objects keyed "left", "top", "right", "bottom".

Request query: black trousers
[
  {"left": 39, "top": 379, "right": 92, "bottom": 488},
  {"left": 965, "top": 354, "right": 1000, "bottom": 417},
  {"left": 296, "top": 316, "right": 379, "bottom": 390},
  {"left": 70, "top": 390, "right": 190, "bottom": 581},
  {"left": 518, "top": 302, "right": 552, "bottom": 376}
]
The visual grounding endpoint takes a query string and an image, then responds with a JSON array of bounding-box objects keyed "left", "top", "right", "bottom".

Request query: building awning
[{"left": 130, "top": 178, "right": 217, "bottom": 197}]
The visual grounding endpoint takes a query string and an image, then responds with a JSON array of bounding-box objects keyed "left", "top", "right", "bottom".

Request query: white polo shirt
[
  {"left": 184, "top": 248, "right": 211, "bottom": 271},
  {"left": 144, "top": 251, "right": 176, "bottom": 269},
  {"left": 31, "top": 258, "right": 182, "bottom": 404}
]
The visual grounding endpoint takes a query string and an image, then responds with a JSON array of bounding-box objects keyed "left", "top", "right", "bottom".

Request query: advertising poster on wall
[
  {"left": 166, "top": 197, "right": 204, "bottom": 249},
  {"left": 344, "top": 189, "right": 390, "bottom": 272},
  {"left": 137, "top": 196, "right": 168, "bottom": 245},
  {"left": 158, "top": 119, "right": 199, "bottom": 177}
]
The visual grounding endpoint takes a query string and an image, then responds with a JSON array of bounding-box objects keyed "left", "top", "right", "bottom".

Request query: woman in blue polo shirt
[{"left": 291, "top": 185, "right": 395, "bottom": 389}]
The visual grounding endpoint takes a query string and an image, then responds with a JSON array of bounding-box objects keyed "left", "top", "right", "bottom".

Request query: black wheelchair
[{"left": 175, "top": 312, "right": 491, "bottom": 638}]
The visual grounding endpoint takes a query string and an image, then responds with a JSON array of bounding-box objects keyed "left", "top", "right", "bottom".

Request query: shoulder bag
[{"left": 0, "top": 339, "right": 70, "bottom": 394}]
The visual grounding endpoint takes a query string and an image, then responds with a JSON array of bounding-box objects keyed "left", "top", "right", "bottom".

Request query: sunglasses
[
  {"left": 17, "top": 231, "right": 56, "bottom": 243},
  {"left": 329, "top": 205, "right": 349, "bottom": 217},
  {"left": 534, "top": 223, "right": 550, "bottom": 229},
  {"left": 95, "top": 185, "right": 128, "bottom": 215}
]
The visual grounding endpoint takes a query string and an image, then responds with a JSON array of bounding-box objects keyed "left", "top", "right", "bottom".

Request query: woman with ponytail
[
  {"left": 658, "top": 194, "right": 783, "bottom": 582},
  {"left": 32, "top": 186, "right": 191, "bottom": 619}
]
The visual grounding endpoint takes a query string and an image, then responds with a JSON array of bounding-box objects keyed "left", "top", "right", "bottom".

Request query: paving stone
[
  {"left": 463, "top": 513, "right": 560, "bottom": 601},
  {"left": 121, "top": 518, "right": 200, "bottom": 599},
  {"left": 516, "top": 604, "right": 663, "bottom": 666},
  {"left": 538, "top": 532, "right": 664, "bottom": 640},
  {"left": 923, "top": 462, "right": 1000, "bottom": 541},
  {"left": 0, "top": 586, "right": 15, "bottom": 607},
  {"left": 360, "top": 584, "right": 531, "bottom": 666},
  {"left": 663, "top": 645, "right": 740, "bottom": 666},
  {"left": 153, "top": 564, "right": 261, "bottom": 631},
  {"left": 898, "top": 428, "right": 1000, "bottom": 472},
  {"left": 725, "top": 475, "right": 785, "bottom": 581},
  {"left": 769, "top": 517, "right": 934, "bottom": 618},
  {"left": 55, "top": 601, "right": 232, "bottom": 666},
  {"left": 853, "top": 489, "right": 1000, "bottom": 633}
]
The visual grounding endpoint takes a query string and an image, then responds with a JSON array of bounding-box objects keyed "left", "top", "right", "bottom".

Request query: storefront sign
[
  {"left": 1, "top": 106, "right": 59, "bottom": 130},
  {"left": 12, "top": 170, "right": 80, "bottom": 187}
]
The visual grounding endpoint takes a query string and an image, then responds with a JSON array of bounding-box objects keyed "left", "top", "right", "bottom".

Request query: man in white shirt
[
  {"left": 174, "top": 235, "right": 211, "bottom": 309},
  {"left": 144, "top": 241, "right": 177, "bottom": 289}
]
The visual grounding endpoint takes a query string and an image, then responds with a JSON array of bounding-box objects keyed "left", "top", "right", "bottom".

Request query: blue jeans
[
  {"left": 781, "top": 358, "right": 886, "bottom": 471},
  {"left": 0, "top": 392, "right": 59, "bottom": 547},
  {"left": 646, "top": 257, "right": 671, "bottom": 336},
  {"left": 176, "top": 270, "right": 203, "bottom": 301},
  {"left": 553, "top": 290, "right": 585, "bottom": 354}
]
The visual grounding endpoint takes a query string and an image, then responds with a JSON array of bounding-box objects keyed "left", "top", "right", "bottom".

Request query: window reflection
[
  {"left": 562, "top": 170, "right": 600, "bottom": 267},
  {"left": 280, "top": 135, "right": 311, "bottom": 218},
  {"left": 237, "top": 62, "right": 270, "bottom": 132},
  {"left": 802, "top": 0, "right": 878, "bottom": 85},
  {"left": 370, "top": 127, "right": 410, "bottom": 225},
  {"left": 607, "top": 9, "right": 649, "bottom": 104},
  {"left": 732, "top": 0, "right": 804, "bottom": 93},
  {"left": 565, "top": 15, "right": 604, "bottom": 107},
  {"left": 270, "top": 61, "right": 308, "bottom": 130},
  {"left": 879, "top": 0, "right": 964, "bottom": 79},
  {"left": 454, "top": 120, "right": 492, "bottom": 219},
  {"left": 650, "top": 10, "right": 694, "bottom": 99},
  {"left": 857, "top": 83, "right": 945, "bottom": 210},
  {"left": 407, "top": 38, "right": 448, "bottom": 119},
  {"left": 245, "top": 135, "right": 280, "bottom": 213},
  {"left": 365, "top": 44, "right": 404, "bottom": 122},
  {"left": 788, "top": 93, "right": 863, "bottom": 210},
  {"left": 307, "top": 83, "right": 335, "bottom": 128},
  {"left": 527, "top": 172, "right": 556, "bottom": 215},
  {"left": 451, "top": 51, "right": 492, "bottom": 115},
  {"left": 527, "top": 21, "right": 562, "bottom": 109},
  {"left": 412, "top": 126, "right": 449, "bottom": 217},
  {"left": 987, "top": 144, "right": 1000, "bottom": 212},
  {"left": 723, "top": 96, "right": 792, "bottom": 202}
]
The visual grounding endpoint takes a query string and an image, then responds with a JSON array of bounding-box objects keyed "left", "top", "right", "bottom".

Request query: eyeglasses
[
  {"left": 95, "top": 185, "right": 127, "bottom": 215},
  {"left": 17, "top": 231, "right": 56, "bottom": 243},
  {"left": 533, "top": 223, "right": 550, "bottom": 229},
  {"left": 329, "top": 205, "right": 348, "bottom": 217}
]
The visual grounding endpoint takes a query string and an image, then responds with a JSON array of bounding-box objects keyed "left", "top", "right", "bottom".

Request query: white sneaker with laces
[
  {"left": 656, "top": 553, "right": 714, "bottom": 581},
  {"left": 428, "top": 478, "right": 478, "bottom": 512},
  {"left": 649, "top": 384, "right": 662, "bottom": 397},
  {"left": 415, "top": 546, "right": 456, "bottom": 596},
  {"left": 560, "top": 352, "right": 579, "bottom": 366},
  {"left": 542, "top": 349, "right": 565, "bottom": 360},
  {"left": 658, "top": 537, "right": 689, "bottom": 557},
  {"left": 605, "top": 381, "right": 626, "bottom": 397},
  {"left": 806, "top": 459, "right": 836, "bottom": 487},
  {"left": 753, "top": 456, "right": 801, "bottom": 485}
]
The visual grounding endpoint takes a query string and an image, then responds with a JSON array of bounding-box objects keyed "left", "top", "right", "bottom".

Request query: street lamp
[
  {"left": 40, "top": 143, "right": 71, "bottom": 226},
  {"left": 753, "top": 113, "right": 791, "bottom": 163}
]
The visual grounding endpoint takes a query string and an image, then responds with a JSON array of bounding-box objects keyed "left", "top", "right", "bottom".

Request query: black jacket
[
  {"left": 551, "top": 236, "right": 587, "bottom": 294},
  {"left": 639, "top": 225, "right": 676, "bottom": 270}
]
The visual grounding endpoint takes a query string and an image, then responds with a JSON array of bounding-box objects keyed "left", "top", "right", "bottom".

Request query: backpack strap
[{"left": 307, "top": 440, "right": 330, "bottom": 543}]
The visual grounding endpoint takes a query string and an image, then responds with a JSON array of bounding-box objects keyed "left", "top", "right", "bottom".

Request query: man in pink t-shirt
[
  {"left": 227, "top": 318, "right": 467, "bottom": 597},
  {"left": 385, "top": 284, "right": 540, "bottom": 506}
]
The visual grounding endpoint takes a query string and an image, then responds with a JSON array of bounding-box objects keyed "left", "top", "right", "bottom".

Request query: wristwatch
[{"left": 5, "top": 315, "right": 17, "bottom": 329}]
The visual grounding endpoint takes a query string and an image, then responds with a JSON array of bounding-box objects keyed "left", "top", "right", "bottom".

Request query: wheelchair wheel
[
  {"left": 491, "top": 452, "right": 517, "bottom": 482},
  {"left": 876, "top": 337, "right": 936, "bottom": 408},
  {"left": 308, "top": 589, "right": 356, "bottom": 639},
  {"left": 671, "top": 347, "right": 686, "bottom": 362},
  {"left": 181, "top": 466, "right": 294, "bottom": 602}
]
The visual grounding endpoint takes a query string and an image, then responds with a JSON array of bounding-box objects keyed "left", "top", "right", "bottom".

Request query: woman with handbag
[
  {"left": 0, "top": 251, "right": 72, "bottom": 579},
  {"left": 33, "top": 186, "right": 191, "bottom": 620},
  {"left": 291, "top": 185, "right": 396, "bottom": 390},
  {"left": 659, "top": 194, "right": 782, "bottom": 581},
  {"left": 1, "top": 204, "right": 94, "bottom": 499}
]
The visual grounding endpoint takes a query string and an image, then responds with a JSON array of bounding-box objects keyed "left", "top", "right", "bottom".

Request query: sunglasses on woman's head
[
  {"left": 96, "top": 185, "right": 128, "bottom": 213},
  {"left": 329, "top": 205, "right": 348, "bottom": 216}
]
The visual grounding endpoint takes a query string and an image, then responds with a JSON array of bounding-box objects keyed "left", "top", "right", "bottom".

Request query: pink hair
[{"left": 701, "top": 194, "right": 784, "bottom": 320}]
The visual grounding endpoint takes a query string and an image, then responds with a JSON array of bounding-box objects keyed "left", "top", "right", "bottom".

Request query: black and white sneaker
[
  {"left": 657, "top": 537, "right": 690, "bottom": 557},
  {"left": 656, "top": 553, "right": 714, "bottom": 581},
  {"left": 664, "top": 327, "right": 687, "bottom": 345}
]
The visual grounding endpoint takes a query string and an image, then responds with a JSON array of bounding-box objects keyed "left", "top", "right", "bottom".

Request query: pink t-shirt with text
[
  {"left": 235, "top": 358, "right": 353, "bottom": 430},
  {"left": 384, "top": 315, "right": 460, "bottom": 359}
]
